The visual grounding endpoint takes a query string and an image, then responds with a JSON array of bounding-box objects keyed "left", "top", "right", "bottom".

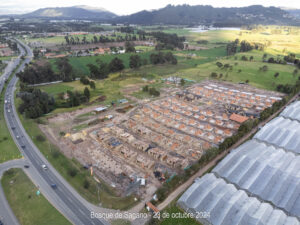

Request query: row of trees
[
  {"left": 151, "top": 32, "right": 185, "bottom": 50},
  {"left": 226, "top": 39, "right": 264, "bottom": 56},
  {"left": 87, "top": 52, "right": 177, "bottom": 79},
  {"left": 64, "top": 34, "right": 146, "bottom": 45},
  {"left": 150, "top": 52, "right": 177, "bottom": 65}
]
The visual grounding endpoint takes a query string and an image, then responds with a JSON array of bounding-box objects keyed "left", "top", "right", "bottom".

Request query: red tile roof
[{"left": 229, "top": 113, "right": 249, "bottom": 124}]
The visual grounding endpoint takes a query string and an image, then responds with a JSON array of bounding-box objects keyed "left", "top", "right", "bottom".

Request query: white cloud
[{"left": 0, "top": 0, "right": 299, "bottom": 15}]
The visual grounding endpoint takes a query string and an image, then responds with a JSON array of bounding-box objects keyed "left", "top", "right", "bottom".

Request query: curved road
[{"left": 3, "top": 40, "right": 109, "bottom": 225}]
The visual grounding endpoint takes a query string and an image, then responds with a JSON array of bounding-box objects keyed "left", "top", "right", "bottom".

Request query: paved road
[
  {"left": 0, "top": 46, "right": 22, "bottom": 95},
  {"left": 3, "top": 40, "right": 109, "bottom": 225},
  {"left": 0, "top": 159, "right": 25, "bottom": 225}
]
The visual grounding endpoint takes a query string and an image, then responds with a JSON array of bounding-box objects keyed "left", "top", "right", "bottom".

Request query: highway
[
  {"left": 3, "top": 40, "right": 109, "bottom": 225},
  {"left": 0, "top": 45, "right": 22, "bottom": 94}
]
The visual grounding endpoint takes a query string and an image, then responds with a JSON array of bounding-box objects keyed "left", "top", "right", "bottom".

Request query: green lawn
[
  {"left": 1, "top": 168, "right": 71, "bottom": 225},
  {"left": 39, "top": 83, "right": 74, "bottom": 96}
]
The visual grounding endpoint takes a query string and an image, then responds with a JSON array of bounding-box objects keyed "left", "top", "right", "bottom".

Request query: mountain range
[
  {"left": 12, "top": 5, "right": 300, "bottom": 26},
  {"left": 22, "top": 5, "right": 116, "bottom": 20}
]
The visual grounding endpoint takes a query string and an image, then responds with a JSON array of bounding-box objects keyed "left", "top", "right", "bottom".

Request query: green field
[
  {"left": 179, "top": 51, "right": 298, "bottom": 91},
  {"left": 50, "top": 51, "right": 154, "bottom": 76},
  {"left": 1, "top": 168, "right": 71, "bottom": 225}
]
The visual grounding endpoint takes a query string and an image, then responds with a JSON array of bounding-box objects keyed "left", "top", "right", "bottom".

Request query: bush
[
  {"left": 142, "top": 85, "right": 149, "bottom": 92},
  {"left": 149, "top": 87, "right": 160, "bottom": 96},
  {"left": 83, "top": 179, "right": 90, "bottom": 189},
  {"left": 68, "top": 168, "right": 77, "bottom": 177},
  {"left": 52, "top": 150, "right": 60, "bottom": 159},
  {"left": 36, "top": 135, "right": 46, "bottom": 142},
  {"left": 80, "top": 76, "right": 90, "bottom": 85}
]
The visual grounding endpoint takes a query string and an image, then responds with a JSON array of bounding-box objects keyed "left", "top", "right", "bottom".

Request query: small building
[
  {"left": 146, "top": 202, "right": 159, "bottom": 213},
  {"left": 229, "top": 113, "right": 249, "bottom": 124},
  {"left": 94, "top": 106, "right": 108, "bottom": 114}
]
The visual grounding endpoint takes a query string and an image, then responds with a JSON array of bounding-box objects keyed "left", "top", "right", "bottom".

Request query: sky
[{"left": 0, "top": 0, "right": 299, "bottom": 15}]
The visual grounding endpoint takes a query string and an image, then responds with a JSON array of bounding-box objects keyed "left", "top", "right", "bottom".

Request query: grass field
[
  {"left": 50, "top": 51, "right": 154, "bottom": 76},
  {"left": 1, "top": 168, "right": 71, "bottom": 225},
  {"left": 178, "top": 51, "right": 298, "bottom": 91}
]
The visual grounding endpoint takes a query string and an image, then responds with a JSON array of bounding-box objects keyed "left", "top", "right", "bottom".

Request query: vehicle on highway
[
  {"left": 51, "top": 184, "right": 57, "bottom": 189},
  {"left": 16, "top": 135, "right": 20, "bottom": 139},
  {"left": 42, "top": 164, "right": 48, "bottom": 170},
  {"left": 24, "top": 165, "right": 30, "bottom": 168}
]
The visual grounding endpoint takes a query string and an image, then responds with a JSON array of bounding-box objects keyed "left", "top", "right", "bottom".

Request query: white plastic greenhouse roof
[
  {"left": 178, "top": 173, "right": 299, "bottom": 225},
  {"left": 254, "top": 117, "right": 300, "bottom": 154},
  {"left": 213, "top": 140, "right": 300, "bottom": 218},
  {"left": 281, "top": 101, "right": 300, "bottom": 122}
]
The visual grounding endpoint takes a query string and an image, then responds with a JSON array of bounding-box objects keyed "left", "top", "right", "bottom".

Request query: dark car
[
  {"left": 51, "top": 184, "right": 57, "bottom": 189},
  {"left": 24, "top": 165, "right": 30, "bottom": 168}
]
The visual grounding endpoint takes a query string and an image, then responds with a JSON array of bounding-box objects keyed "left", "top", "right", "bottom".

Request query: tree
[
  {"left": 125, "top": 41, "right": 136, "bottom": 53},
  {"left": 129, "top": 55, "right": 142, "bottom": 69},
  {"left": 293, "top": 69, "right": 298, "bottom": 77},
  {"left": 87, "top": 64, "right": 99, "bottom": 79},
  {"left": 263, "top": 53, "right": 268, "bottom": 60},
  {"left": 18, "top": 88, "right": 55, "bottom": 119},
  {"left": 33, "top": 48, "right": 40, "bottom": 59},
  {"left": 249, "top": 56, "right": 254, "bottom": 61},
  {"left": 216, "top": 62, "right": 223, "bottom": 68},
  {"left": 80, "top": 76, "right": 90, "bottom": 85},
  {"left": 142, "top": 85, "right": 149, "bottom": 92},
  {"left": 241, "top": 55, "right": 248, "bottom": 61},
  {"left": 89, "top": 81, "right": 96, "bottom": 89},
  {"left": 274, "top": 72, "right": 279, "bottom": 78},
  {"left": 180, "top": 78, "right": 185, "bottom": 86},
  {"left": 55, "top": 57, "right": 74, "bottom": 82},
  {"left": 84, "top": 87, "right": 90, "bottom": 100},
  {"left": 149, "top": 87, "right": 160, "bottom": 96},
  {"left": 210, "top": 72, "right": 218, "bottom": 78},
  {"left": 109, "top": 57, "right": 125, "bottom": 72}
]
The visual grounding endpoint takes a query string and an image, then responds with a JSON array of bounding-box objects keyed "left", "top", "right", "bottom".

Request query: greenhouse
[
  {"left": 281, "top": 101, "right": 300, "bottom": 122},
  {"left": 213, "top": 140, "right": 300, "bottom": 218},
  {"left": 178, "top": 173, "right": 299, "bottom": 225},
  {"left": 254, "top": 117, "right": 300, "bottom": 154}
]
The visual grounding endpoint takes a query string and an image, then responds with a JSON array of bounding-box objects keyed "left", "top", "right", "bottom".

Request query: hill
[
  {"left": 114, "top": 4, "right": 299, "bottom": 26},
  {"left": 284, "top": 8, "right": 300, "bottom": 19},
  {"left": 22, "top": 5, "right": 116, "bottom": 20}
]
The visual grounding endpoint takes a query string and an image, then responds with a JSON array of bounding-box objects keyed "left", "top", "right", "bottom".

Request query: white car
[{"left": 42, "top": 164, "right": 48, "bottom": 170}]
